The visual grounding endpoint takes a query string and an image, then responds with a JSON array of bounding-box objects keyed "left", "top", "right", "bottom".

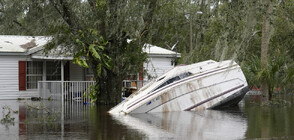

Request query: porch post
[
  {"left": 40, "top": 61, "right": 46, "bottom": 99},
  {"left": 60, "top": 60, "right": 64, "bottom": 139},
  {"left": 42, "top": 61, "right": 46, "bottom": 81},
  {"left": 61, "top": 61, "right": 64, "bottom": 100}
]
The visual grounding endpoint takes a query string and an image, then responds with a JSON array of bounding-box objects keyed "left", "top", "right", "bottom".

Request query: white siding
[
  {"left": 144, "top": 57, "right": 174, "bottom": 80},
  {"left": 69, "top": 62, "right": 84, "bottom": 81},
  {"left": 0, "top": 55, "right": 34, "bottom": 96}
]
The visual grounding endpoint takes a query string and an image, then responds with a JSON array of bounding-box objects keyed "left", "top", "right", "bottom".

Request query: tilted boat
[{"left": 109, "top": 60, "right": 249, "bottom": 114}]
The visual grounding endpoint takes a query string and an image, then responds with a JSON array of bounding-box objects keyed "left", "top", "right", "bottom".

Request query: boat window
[
  {"left": 157, "top": 76, "right": 165, "bottom": 82},
  {"left": 154, "top": 72, "right": 192, "bottom": 91}
]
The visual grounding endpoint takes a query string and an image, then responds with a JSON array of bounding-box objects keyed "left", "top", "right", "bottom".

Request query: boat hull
[
  {"left": 109, "top": 60, "right": 248, "bottom": 114},
  {"left": 209, "top": 86, "right": 249, "bottom": 109}
]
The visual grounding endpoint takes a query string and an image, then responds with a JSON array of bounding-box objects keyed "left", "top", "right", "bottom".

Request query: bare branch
[{"left": 13, "top": 20, "right": 22, "bottom": 27}]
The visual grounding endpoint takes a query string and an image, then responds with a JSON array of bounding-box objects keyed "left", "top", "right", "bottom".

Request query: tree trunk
[
  {"left": 189, "top": 18, "right": 193, "bottom": 55},
  {"left": 261, "top": 0, "right": 272, "bottom": 100},
  {"left": 97, "top": 69, "right": 122, "bottom": 105}
]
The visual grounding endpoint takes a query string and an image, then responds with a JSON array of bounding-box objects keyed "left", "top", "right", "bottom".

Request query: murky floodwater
[{"left": 0, "top": 95, "right": 293, "bottom": 140}]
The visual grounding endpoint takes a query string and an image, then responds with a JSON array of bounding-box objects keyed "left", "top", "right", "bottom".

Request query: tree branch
[
  {"left": 141, "top": 0, "right": 158, "bottom": 38},
  {"left": 49, "top": 0, "right": 63, "bottom": 16},
  {"left": 88, "top": 0, "right": 97, "bottom": 13},
  {"left": 13, "top": 20, "right": 22, "bottom": 27},
  {"left": 13, "top": 20, "right": 32, "bottom": 34},
  {"left": 59, "top": 0, "right": 73, "bottom": 27},
  {"left": 49, "top": 0, "right": 79, "bottom": 32}
]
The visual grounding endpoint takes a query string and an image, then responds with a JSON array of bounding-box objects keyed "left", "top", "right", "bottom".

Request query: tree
[
  {"left": 148, "top": 1, "right": 262, "bottom": 64},
  {"left": 242, "top": 0, "right": 294, "bottom": 99},
  {"left": 260, "top": 0, "right": 272, "bottom": 100},
  {"left": 150, "top": 0, "right": 294, "bottom": 99}
]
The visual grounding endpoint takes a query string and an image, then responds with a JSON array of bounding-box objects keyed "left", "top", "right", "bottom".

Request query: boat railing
[{"left": 38, "top": 81, "right": 95, "bottom": 103}]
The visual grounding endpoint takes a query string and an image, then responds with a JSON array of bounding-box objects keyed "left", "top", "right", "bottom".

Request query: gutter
[
  {"left": 31, "top": 55, "right": 74, "bottom": 60},
  {"left": 0, "top": 52, "right": 27, "bottom": 56},
  {"left": 147, "top": 53, "right": 181, "bottom": 58},
  {"left": 0, "top": 46, "right": 44, "bottom": 56}
]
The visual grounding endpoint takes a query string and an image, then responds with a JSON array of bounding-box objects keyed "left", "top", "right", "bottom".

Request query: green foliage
[
  {"left": 71, "top": 28, "right": 113, "bottom": 102},
  {"left": 73, "top": 58, "right": 89, "bottom": 68},
  {"left": 243, "top": 50, "right": 294, "bottom": 96},
  {"left": 24, "top": 101, "right": 59, "bottom": 124},
  {"left": 88, "top": 85, "right": 98, "bottom": 103},
  {"left": 271, "top": 0, "right": 294, "bottom": 60},
  {"left": 73, "top": 29, "right": 112, "bottom": 72},
  {"left": 150, "top": 1, "right": 262, "bottom": 64},
  {"left": 0, "top": 106, "right": 18, "bottom": 127}
]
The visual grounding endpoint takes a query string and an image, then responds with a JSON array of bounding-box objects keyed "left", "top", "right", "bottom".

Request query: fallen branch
[{"left": 25, "top": 101, "right": 50, "bottom": 114}]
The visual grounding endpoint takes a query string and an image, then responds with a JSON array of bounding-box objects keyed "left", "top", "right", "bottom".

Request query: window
[
  {"left": 27, "top": 61, "right": 43, "bottom": 89},
  {"left": 46, "top": 61, "right": 61, "bottom": 80},
  {"left": 85, "top": 68, "right": 94, "bottom": 81},
  {"left": 157, "top": 76, "right": 166, "bottom": 82},
  {"left": 154, "top": 72, "right": 192, "bottom": 91}
]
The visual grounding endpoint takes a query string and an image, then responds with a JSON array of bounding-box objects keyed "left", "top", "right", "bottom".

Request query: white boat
[{"left": 109, "top": 60, "right": 249, "bottom": 114}]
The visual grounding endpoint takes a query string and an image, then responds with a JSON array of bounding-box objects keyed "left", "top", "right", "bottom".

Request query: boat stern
[{"left": 209, "top": 86, "right": 249, "bottom": 109}]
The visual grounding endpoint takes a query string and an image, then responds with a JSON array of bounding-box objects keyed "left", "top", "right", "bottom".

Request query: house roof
[
  {"left": 143, "top": 44, "right": 181, "bottom": 57},
  {"left": 0, "top": 35, "right": 181, "bottom": 59},
  {"left": 31, "top": 46, "right": 74, "bottom": 60},
  {"left": 0, "top": 35, "right": 51, "bottom": 54}
]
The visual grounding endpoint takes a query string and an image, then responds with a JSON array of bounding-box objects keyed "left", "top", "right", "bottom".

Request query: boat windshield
[{"left": 153, "top": 72, "right": 192, "bottom": 92}]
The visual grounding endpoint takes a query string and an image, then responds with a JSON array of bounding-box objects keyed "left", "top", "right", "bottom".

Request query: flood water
[{"left": 0, "top": 95, "right": 294, "bottom": 140}]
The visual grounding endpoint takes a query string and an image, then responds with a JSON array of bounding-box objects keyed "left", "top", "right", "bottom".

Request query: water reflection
[
  {"left": 0, "top": 96, "right": 293, "bottom": 139},
  {"left": 244, "top": 95, "right": 294, "bottom": 139},
  {"left": 112, "top": 109, "right": 248, "bottom": 139},
  {"left": 0, "top": 100, "right": 93, "bottom": 140}
]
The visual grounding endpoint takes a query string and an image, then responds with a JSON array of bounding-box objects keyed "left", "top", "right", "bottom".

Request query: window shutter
[
  {"left": 19, "top": 61, "right": 26, "bottom": 91},
  {"left": 139, "top": 67, "right": 144, "bottom": 81},
  {"left": 138, "top": 65, "right": 144, "bottom": 88}
]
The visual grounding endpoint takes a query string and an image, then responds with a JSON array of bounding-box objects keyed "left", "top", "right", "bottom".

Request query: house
[
  {"left": 143, "top": 44, "right": 181, "bottom": 81},
  {"left": 0, "top": 35, "right": 180, "bottom": 99},
  {"left": 122, "top": 44, "right": 181, "bottom": 95},
  {"left": 0, "top": 35, "right": 88, "bottom": 99}
]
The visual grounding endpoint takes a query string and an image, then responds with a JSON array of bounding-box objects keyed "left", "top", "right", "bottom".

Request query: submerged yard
[
  {"left": 0, "top": 95, "right": 293, "bottom": 139},
  {"left": 0, "top": 0, "right": 293, "bottom": 139}
]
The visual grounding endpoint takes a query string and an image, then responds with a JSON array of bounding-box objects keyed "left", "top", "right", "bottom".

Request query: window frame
[
  {"left": 46, "top": 61, "right": 61, "bottom": 81},
  {"left": 153, "top": 72, "right": 192, "bottom": 92},
  {"left": 26, "top": 61, "right": 43, "bottom": 89}
]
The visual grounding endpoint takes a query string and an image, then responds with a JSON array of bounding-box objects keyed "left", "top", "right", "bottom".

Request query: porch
[
  {"left": 38, "top": 80, "right": 145, "bottom": 102},
  {"left": 30, "top": 57, "right": 146, "bottom": 102},
  {"left": 38, "top": 81, "right": 95, "bottom": 103}
]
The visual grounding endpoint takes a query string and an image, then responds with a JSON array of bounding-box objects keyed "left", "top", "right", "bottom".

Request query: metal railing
[
  {"left": 38, "top": 81, "right": 95, "bottom": 103},
  {"left": 38, "top": 80, "right": 151, "bottom": 102}
]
